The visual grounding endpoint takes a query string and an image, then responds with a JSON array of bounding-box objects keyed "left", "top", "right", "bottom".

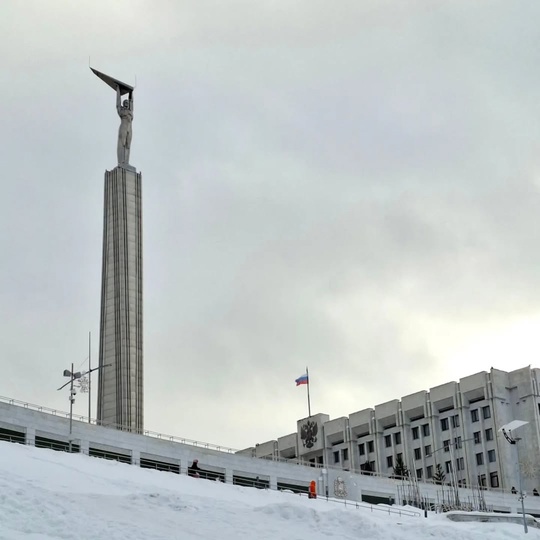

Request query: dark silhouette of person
[
  {"left": 188, "top": 459, "right": 201, "bottom": 478},
  {"left": 511, "top": 486, "right": 517, "bottom": 494},
  {"left": 534, "top": 488, "right": 539, "bottom": 496}
]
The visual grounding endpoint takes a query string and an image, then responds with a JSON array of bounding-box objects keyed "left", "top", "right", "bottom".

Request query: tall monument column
[{"left": 92, "top": 68, "right": 143, "bottom": 431}]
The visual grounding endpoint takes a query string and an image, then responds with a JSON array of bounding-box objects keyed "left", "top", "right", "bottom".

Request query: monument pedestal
[{"left": 97, "top": 166, "right": 143, "bottom": 431}]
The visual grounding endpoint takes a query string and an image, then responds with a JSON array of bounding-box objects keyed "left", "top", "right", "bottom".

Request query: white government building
[
  {"left": 241, "top": 366, "right": 540, "bottom": 494},
  {"left": 1, "top": 365, "right": 540, "bottom": 515}
]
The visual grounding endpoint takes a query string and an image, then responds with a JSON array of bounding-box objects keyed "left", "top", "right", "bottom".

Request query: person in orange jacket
[{"left": 308, "top": 480, "right": 317, "bottom": 499}]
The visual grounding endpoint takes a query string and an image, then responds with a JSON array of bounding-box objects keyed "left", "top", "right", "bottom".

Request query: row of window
[
  {"left": 415, "top": 467, "right": 499, "bottom": 488},
  {"left": 384, "top": 432, "right": 402, "bottom": 447},
  {"left": 471, "top": 406, "right": 491, "bottom": 422},
  {"left": 440, "top": 415, "right": 460, "bottom": 431},
  {"left": 358, "top": 409, "right": 494, "bottom": 457},
  {"left": 360, "top": 458, "right": 500, "bottom": 488},
  {"left": 474, "top": 428, "right": 493, "bottom": 443},
  {"left": 412, "top": 424, "right": 431, "bottom": 439},
  {"left": 333, "top": 448, "right": 349, "bottom": 464}
]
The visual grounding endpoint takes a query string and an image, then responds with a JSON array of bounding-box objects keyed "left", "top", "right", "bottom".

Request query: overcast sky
[{"left": 2, "top": 1, "right": 540, "bottom": 450}]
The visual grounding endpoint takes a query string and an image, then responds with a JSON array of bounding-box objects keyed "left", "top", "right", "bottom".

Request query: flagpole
[{"left": 306, "top": 366, "right": 311, "bottom": 417}]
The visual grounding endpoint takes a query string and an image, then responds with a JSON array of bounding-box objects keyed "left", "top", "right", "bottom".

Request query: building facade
[{"left": 242, "top": 367, "right": 540, "bottom": 494}]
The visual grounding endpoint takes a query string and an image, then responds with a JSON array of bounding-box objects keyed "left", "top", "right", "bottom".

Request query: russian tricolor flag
[{"left": 295, "top": 373, "right": 309, "bottom": 386}]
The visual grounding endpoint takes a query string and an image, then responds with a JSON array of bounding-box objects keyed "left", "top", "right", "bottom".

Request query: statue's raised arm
[{"left": 91, "top": 67, "right": 135, "bottom": 169}]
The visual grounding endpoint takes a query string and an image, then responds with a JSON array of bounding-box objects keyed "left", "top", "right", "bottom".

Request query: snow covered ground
[{"left": 0, "top": 441, "right": 538, "bottom": 539}]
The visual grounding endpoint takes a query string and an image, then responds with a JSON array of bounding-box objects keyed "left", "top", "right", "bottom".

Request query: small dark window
[
  {"left": 359, "top": 443, "right": 365, "bottom": 456},
  {"left": 474, "top": 431, "right": 481, "bottom": 444},
  {"left": 333, "top": 451, "right": 340, "bottom": 464},
  {"left": 385, "top": 435, "right": 392, "bottom": 448},
  {"left": 471, "top": 409, "right": 479, "bottom": 423},
  {"left": 394, "top": 432, "right": 401, "bottom": 445},
  {"left": 445, "top": 461, "right": 452, "bottom": 473},
  {"left": 342, "top": 448, "right": 349, "bottom": 461},
  {"left": 424, "top": 445, "right": 432, "bottom": 457},
  {"left": 387, "top": 455, "right": 393, "bottom": 468},
  {"left": 482, "top": 406, "right": 491, "bottom": 420},
  {"left": 451, "top": 415, "right": 460, "bottom": 428},
  {"left": 440, "top": 418, "right": 449, "bottom": 431},
  {"left": 485, "top": 428, "right": 493, "bottom": 441},
  {"left": 426, "top": 465, "right": 433, "bottom": 478},
  {"left": 443, "top": 439, "right": 450, "bottom": 452},
  {"left": 416, "top": 468, "right": 423, "bottom": 479},
  {"left": 412, "top": 426, "right": 419, "bottom": 440},
  {"left": 367, "top": 441, "right": 374, "bottom": 453},
  {"left": 488, "top": 449, "right": 496, "bottom": 463},
  {"left": 490, "top": 471, "right": 499, "bottom": 488},
  {"left": 422, "top": 424, "right": 430, "bottom": 437},
  {"left": 476, "top": 452, "right": 484, "bottom": 466},
  {"left": 414, "top": 448, "right": 421, "bottom": 460}
]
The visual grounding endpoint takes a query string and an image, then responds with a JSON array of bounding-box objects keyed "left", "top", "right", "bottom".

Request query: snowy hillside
[{"left": 0, "top": 441, "right": 538, "bottom": 539}]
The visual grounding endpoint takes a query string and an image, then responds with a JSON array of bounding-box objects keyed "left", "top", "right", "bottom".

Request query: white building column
[{"left": 25, "top": 427, "right": 35, "bottom": 446}]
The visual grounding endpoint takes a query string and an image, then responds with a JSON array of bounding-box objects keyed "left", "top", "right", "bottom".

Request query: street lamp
[
  {"left": 58, "top": 362, "right": 111, "bottom": 453},
  {"left": 499, "top": 420, "right": 529, "bottom": 534}
]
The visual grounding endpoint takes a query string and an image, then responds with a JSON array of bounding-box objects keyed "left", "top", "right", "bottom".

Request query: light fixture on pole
[
  {"left": 58, "top": 362, "right": 111, "bottom": 453},
  {"left": 499, "top": 420, "right": 529, "bottom": 534}
]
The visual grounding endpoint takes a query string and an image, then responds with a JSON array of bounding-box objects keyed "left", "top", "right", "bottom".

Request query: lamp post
[
  {"left": 58, "top": 362, "right": 111, "bottom": 453},
  {"left": 499, "top": 420, "right": 529, "bottom": 534}
]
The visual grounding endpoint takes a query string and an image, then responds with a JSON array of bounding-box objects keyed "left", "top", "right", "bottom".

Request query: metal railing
[{"left": 0, "top": 395, "right": 237, "bottom": 454}]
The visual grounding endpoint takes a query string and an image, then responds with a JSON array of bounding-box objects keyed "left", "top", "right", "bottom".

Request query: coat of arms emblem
[
  {"left": 300, "top": 420, "right": 318, "bottom": 448},
  {"left": 334, "top": 476, "right": 347, "bottom": 498}
]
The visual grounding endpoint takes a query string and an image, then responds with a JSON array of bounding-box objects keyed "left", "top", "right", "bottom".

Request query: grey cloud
[{"left": 2, "top": 1, "right": 540, "bottom": 449}]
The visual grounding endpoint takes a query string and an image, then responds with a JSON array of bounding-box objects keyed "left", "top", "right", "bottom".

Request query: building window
[
  {"left": 424, "top": 445, "right": 432, "bottom": 457},
  {"left": 416, "top": 468, "right": 423, "bottom": 479},
  {"left": 445, "top": 461, "right": 452, "bottom": 473},
  {"left": 414, "top": 448, "right": 421, "bottom": 460},
  {"left": 478, "top": 474, "right": 487, "bottom": 487},
  {"left": 422, "top": 424, "right": 430, "bottom": 437},
  {"left": 387, "top": 455, "right": 393, "bottom": 468},
  {"left": 318, "top": 456, "right": 324, "bottom": 464},
  {"left": 333, "top": 451, "right": 340, "bottom": 464},
  {"left": 443, "top": 439, "right": 450, "bottom": 452},
  {"left": 394, "top": 432, "right": 401, "bottom": 445},
  {"left": 488, "top": 449, "right": 496, "bottom": 463},
  {"left": 471, "top": 409, "right": 479, "bottom": 423},
  {"left": 482, "top": 406, "right": 491, "bottom": 419},
  {"left": 385, "top": 435, "right": 392, "bottom": 448},
  {"left": 427, "top": 465, "right": 433, "bottom": 479},
  {"left": 473, "top": 431, "right": 481, "bottom": 444},
  {"left": 359, "top": 443, "right": 365, "bottom": 456},
  {"left": 367, "top": 441, "right": 374, "bottom": 453},
  {"left": 412, "top": 426, "right": 419, "bottom": 440},
  {"left": 476, "top": 452, "right": 484, "bottom": 466},
  {"left": 456, "top": 457, "right": 465, "bottom": 471},
  {"left": 342, "top": 448, "right": 349, "bottom": 461},
  {"left": 490, "top": 471, "right": 499, "bottom": 488},
  {"left": 485, "top": 428, "right": 493, "bottom": 441},
  {"left": 454, "top": 436, "right": 462, "bottom": 449},
  {"left": 441, "top": 418, "right": 449, "bottom": 431},
  {"left": 369, "top": 461, "right": 376, "bottom": 472},
  {"left": 451, "top": 415, "right": 460, "bottom": 428}
]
